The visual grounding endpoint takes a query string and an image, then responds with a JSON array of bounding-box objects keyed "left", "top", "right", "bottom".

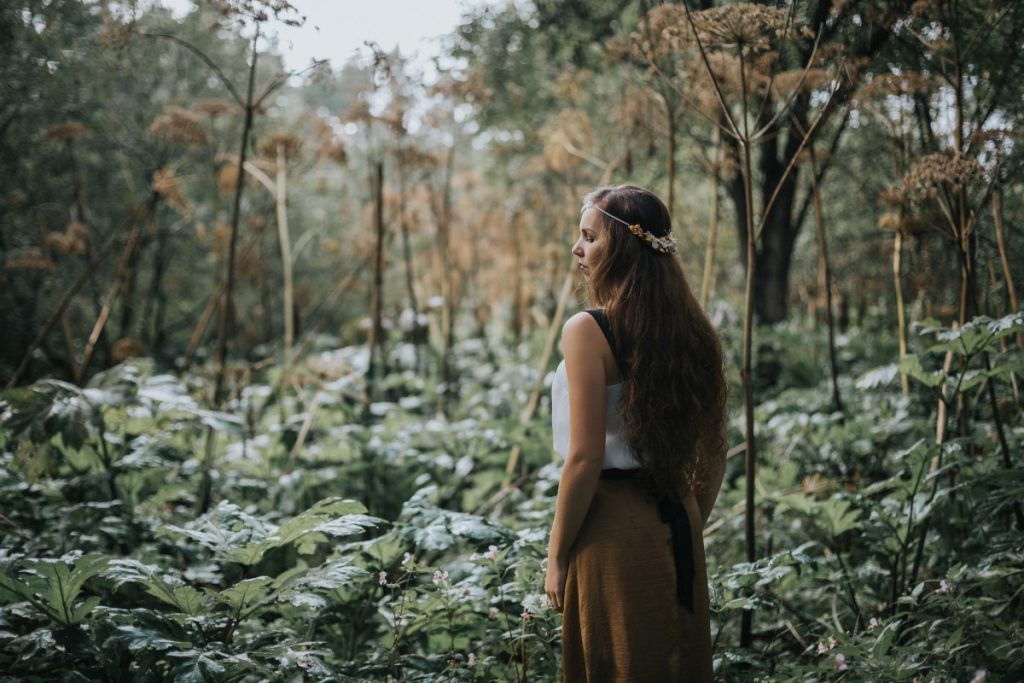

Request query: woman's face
[{"left": 572, "top": 209, "right": 607, "bottom": 278}]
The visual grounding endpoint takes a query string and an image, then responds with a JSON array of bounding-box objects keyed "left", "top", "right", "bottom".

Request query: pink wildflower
[
  {"left": 867, "top": 617, "right": 879, "bottom": 631},
  {"left": 817, "top": 635, "right": 839, "bottom": 654},
  {"left": 432, "top": 569, "right": 448, "bottom": 586},
  {"left": 935, "top": 579, "right": 951, "bottom": 594},
  {"left": 484, "top": 545, "right": 499, "bottom": 561},
  {"left": 521, "top": 610, "right": 533, "bottom": 622},
  {"left": 835, "top": 653, "right": 847, "bottom": 671},
  {"left": 378, "top": 570, "right": 388, "bottom": 586},
  {"left": 467, "top": 652, "right": 477, "bottom": 667},
  {"left": 970, "top": 670, "right": 987, "bottom": 683}
]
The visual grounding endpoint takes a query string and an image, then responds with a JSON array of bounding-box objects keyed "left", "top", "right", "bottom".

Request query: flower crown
[{"left": 580, "top": 202, "right": 678, "bottom": 255}]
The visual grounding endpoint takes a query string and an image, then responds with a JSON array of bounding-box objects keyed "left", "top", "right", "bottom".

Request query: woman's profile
[{"left": 545, "top": 185, "right": 728, "bottom": 682}]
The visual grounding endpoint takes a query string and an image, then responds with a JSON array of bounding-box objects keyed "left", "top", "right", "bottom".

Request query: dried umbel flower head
[
  {"left": 261, "top": 133, "right": 301, "bottom": 159},
  {"left": 879, "top": 188, "right": 905, "bottom": 207},
  {"left": 771, "top": 68, "right": 831, "bottom": 98},
  {"left": 207, "top": 0, "right": 303, "bottom": 27},
  {"left": 541, "top": 109, "right": 595, "bottom": 174},
  {"left": 42, "top": 121, "right": 89, "bottom": 144},
  {"left": 42, "top": 228, "right": 87, "bottom": 256},
  {"left": 877, "top": 211, "right": 902, "bottom": 232},
  {"left": 194, "top": 99, "right": 237, "bottom": 118},
  {"left": 857, "top": 72, "right": 938, "bottom": 100},
  {"left": 310, "top": 118, "right": 347, "bottom": 166},
  {"left": 633, "top": 4, "right": 687, "bottom": 63},
  {"left": 341, "top": 99, "right": 373, "bottom": 126},
  {"left": 152, "top": 167, "right": 191, "bottom": 215},
  {"left": 149, "top": 107, "right": 209, "bottom": 148},
  {"left": 112, "top": 337, "right": 149, "bottom": 363},
  {"left": 44, "top": 221, "right": 89, "bottom": 256},
  {"left": 396, "top": 145, "right": 439, "bottom": 170},
  {"left": 877, "top": 211, "right": 929, "bottom": 237},
  {"left": 687, "top": 3, "right": 791, "bottom": 52},
  {"left": 899, "top": 152, "right": 984, "bottom": 202},
  {"left": 320, "top": 137, "right": 347, "bottom": 166}
]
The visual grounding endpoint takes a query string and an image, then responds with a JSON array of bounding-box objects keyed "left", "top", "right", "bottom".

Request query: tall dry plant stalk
[
  {"left": 244, "top": 134, "right": 301, "bottom": 358},
  {"left": 672, "top": 0, "right": 840, "bottom": 647},
  {"left": 807, "top": 146, "right": 843, "bottom": 413},
  {"left": 367, "top": 161, "right": 386, "bottom": 392},
  {"left": 141, "top": 0, "right": 323, "bottom": 514},
  {"left": 698, "top": 126, "right": 723, "bottom": 308}
]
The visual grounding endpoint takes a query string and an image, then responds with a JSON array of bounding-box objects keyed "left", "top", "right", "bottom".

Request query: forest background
[{"left": 1, "top": 0, "right": 1023, "bottom": 680}]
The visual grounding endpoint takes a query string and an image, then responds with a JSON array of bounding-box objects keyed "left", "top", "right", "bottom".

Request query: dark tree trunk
[{"left": 721, "top": 1, "right": 895, "bottom": 323}]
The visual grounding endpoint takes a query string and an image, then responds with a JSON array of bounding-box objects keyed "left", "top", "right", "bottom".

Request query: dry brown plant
[
  {"left": 899, "top": 152, "right": 985, "bottom": 207},
  {"left": 260, "top": 133, "right": 301, "bottom": 159},
  {"left": 194, "top": 99, "right": 238, "bottom": 118},
  {"left": 152, "top": 167, "right": 192, "bottom": 215},
  {"left": 42, "top": 122, "right": 89, "bottom": 144},
  {"left": 149, "top": 106, "right": 209, "bottom": 148},
  {"left": 541, "top": 110, "right": 596, "bottom": 174}
]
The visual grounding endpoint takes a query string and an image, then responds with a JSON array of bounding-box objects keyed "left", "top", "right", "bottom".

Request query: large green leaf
[
  {"left": 211, "top": 576, "right": 274, "bottom": 613},
  {"left": 921, "top": 312, "right": 1024, "bottom": 356},
  {"left": 160, "top": 498, "right": 382, "bottom": 567},
  {"left": 0, "top": 552, "right": 109, "bottom": 626},
  {"left": 898, "top": 355, "right": 945, "bottom": 388},
  {"left": 103, "top": 560, "right": 209, "bottom": 616},
  {"left": 0, "top": 380, "right": 104, "bottom": 451}
]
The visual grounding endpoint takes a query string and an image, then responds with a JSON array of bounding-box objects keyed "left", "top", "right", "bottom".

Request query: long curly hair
[{"left": 583, "top": 185, "right": 727, "bottom": 501}]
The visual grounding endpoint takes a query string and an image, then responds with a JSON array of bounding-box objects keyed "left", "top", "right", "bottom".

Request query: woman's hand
[{"left": 545, "top": 554, "right": 568, "bottom": 612}]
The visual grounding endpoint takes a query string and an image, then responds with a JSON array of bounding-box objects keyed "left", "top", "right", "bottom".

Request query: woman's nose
[{"left": 572, "top": 241, "right": 583, "bottom": 256}]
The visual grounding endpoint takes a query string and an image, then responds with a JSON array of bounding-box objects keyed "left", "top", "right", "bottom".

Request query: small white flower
[
  {"left": 432, "top": 569, "right": 448, "bottom": 586},
  {"left": 521, "top": 592, "right": 548, "bottom": 615},
  {"left": 488, "top": 607, "right": 499, "bottom": 620},
  {"left": 401, "top": 552, "right": 416, "bottom": 570},
  {"left": 935, "top": 579, "right": 951, "bottom": 594},
  {"left": 970, "top": 670, "right": 987, "bottom": 683},
  {"left": 467, "top": 652, "right": 476, "bottom": 667},
  {"left": 835, "top": 653, "right": 847, "bottom": 671},
  {"left": 378, "top": 570, "right": 388, "bottom": 586},
  {"left": 484, "top": 544, "right": 499, "bottom": 561},
  {"left": 867, "top": 617, "right": 879, "bottom": 631}
]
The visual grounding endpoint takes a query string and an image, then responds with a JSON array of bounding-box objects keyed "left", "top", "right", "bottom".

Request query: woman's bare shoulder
[{"left": 561, "top": 311, "right": 603, "bottom": 353}]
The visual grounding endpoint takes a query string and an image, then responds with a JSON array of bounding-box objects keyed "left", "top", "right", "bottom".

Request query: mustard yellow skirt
[{"left": 560, "top": 473, "right": 712, "bottom": 683}]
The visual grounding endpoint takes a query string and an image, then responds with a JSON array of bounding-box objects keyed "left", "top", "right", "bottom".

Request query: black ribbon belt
[{"left": 599, "top": 468, "right": 696, "bottom": 613}]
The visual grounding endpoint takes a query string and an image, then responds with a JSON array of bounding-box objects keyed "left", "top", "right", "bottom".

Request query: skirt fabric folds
[{"left": 560, "top": 474, "right": 712, "bottom": 683}]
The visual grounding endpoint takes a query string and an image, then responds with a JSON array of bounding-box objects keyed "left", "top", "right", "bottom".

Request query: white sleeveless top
[{"left": 551, "top": 359, "right": 641, "bottom": 469}]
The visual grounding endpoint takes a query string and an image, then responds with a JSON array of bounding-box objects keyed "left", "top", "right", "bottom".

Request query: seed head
[{"left": 149, "top": 107, "right": 208, "bottom": 148}]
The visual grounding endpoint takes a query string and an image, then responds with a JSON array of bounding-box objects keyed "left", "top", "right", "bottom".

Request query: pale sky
[{"left": 158, "top": 0, "right": 496, "bottom": 72}]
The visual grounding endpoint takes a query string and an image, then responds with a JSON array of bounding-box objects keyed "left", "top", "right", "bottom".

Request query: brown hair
[{"left": 583, "top": 184, "right": 727, "bottom": 500}]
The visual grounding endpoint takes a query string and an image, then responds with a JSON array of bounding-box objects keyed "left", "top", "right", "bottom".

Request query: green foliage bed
[{"left": 2, "top": 312, "right": 1022, "bottom": 681}]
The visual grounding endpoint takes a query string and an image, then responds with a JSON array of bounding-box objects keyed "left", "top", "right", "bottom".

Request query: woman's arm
[
  {"left": 694, "top": 416, "right": 728, "bottom": 526},
  {"left": 545, "top": 313, "right": 608, "bottom": 612}
]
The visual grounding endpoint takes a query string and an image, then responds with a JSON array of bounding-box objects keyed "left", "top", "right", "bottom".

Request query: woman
[{"left": 545, "top": 185, "right": 728, "bottom": 682}]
